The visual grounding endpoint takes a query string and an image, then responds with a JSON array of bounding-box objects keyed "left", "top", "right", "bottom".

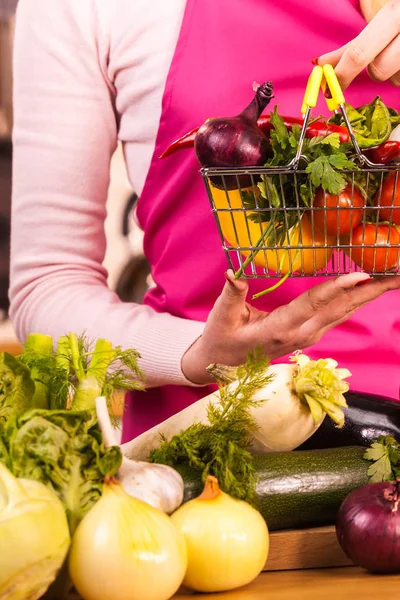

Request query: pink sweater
[{"left": 10, "top": 0, "right": 207, "bottom": 388}]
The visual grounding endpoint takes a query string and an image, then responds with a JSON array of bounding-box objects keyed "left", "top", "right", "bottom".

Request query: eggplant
[{"left": 297, "top": 391, "right": 400, "bottom": 450}]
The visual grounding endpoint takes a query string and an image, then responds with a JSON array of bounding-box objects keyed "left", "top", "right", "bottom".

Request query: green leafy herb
[
  {"left": 253, "top": 98, "right": 399, "bottom": 230},
  {"left": 0, "top": 333, "right": 142, "bottom": 600},
  {"left": 254, "top": 110, "right": 359, "bottom": 228},
  {"left": 303, "top": 138, "right": 357, "bottom": 195},
  {"left": 149, "top": 348, "right": 272, "bottom": 504},
  {"left": 1, "top": 333, "right": 144, "bottom": 420},
  {"left": 19, "top": 334, "right": 70, "bottom": 411},
  {"left": 60, "top": 334, "right": 145, "bottom": 413},
  {"left": 364, "top": 435, "right": 400, "bottom": 483},
  {"left": 0, "top": 353, "right": 34, "bottom": 426},
  {"left": 329, "top": 97, "right": 395, "bottom": 148},
  {"left": 0, "top": 408, "right": 122, "bottom": 535}
]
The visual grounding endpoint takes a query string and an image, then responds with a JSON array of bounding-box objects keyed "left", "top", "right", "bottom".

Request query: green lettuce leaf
[
  {"left": 3, "top": 409, "right": 122, "bottom": 535},
  {"left": 0, "top": 353, "right": 34, "bottom": 427},
  {"left": 329, "top": 97, "right": 395, "bottom": 148}
]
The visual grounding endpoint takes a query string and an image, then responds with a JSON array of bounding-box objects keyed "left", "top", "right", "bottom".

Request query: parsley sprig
[
  {"left": 364, "top": 435, "right": 400, "bottom": 483},
  {"left": 252, "top": 107, "right": 359, "bottom": 226},
  {"left": 305, "top": 134, "right": 357, "bottom": 194}
]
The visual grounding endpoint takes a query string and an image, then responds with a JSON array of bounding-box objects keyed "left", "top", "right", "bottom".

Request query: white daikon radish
[
  {"left": 122, "top": 353, "right": 351, "bottom": 461},
  {"left": 390, "top": 124, "right": 400, "bottom": 143}
]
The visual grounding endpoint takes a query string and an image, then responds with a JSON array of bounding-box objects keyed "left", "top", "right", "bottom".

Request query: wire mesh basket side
[{"left": 203, "top": 166, "right": 400, "bottom": 278}]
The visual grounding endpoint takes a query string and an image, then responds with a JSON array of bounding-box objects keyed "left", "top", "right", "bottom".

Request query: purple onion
[
  {"left": 336, "top": 479, "right": 400, "bottom": 573},
  {"left": 195, "top": 82, "right": 274, "bottom": 189}
]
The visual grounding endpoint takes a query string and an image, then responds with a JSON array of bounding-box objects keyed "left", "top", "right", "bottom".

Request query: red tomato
[
  {"left": 312, "top": 185, "right": 364, "bottom": 236},
  {"left": 348, "top": 223, "right": 400, "bottom": 273},
  {"left": 375, "top": 172, "right": 400, "bottom": 225}
]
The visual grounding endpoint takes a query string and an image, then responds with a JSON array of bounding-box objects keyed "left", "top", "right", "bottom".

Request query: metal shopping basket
[{"left": 201, "top": 65, "right": 400, "bottom": 284}]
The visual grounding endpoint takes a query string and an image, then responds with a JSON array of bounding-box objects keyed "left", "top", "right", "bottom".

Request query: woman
[{"left": 9, "top": 0, "right": 400, "bottom": 441}]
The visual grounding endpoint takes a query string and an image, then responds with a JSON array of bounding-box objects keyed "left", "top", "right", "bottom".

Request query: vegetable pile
[
  {"left": 161, "top": 85, "right": 400, "bottom": 281},
  {"left": 0, "top": 337, "right": 289, "bottom": 599},
  {"left": 2, "top": 332, "right": 400, "bottom": 597},
  {"left": 0, "top": 332, "right": 145, "bottom": 534},
  {"left": 0, "top": 332, "right": 144, "bottom": 599},
  {"left": 125, "top": 349, "right": 352, "bottom": 503}
]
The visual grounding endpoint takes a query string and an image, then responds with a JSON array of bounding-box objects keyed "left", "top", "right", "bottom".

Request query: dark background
[
  {"left": 0, "top": 1, "right": 17, "bottom": 318},
  {"left": 0, "top": 140, "right": 11, "bottom": 315}
]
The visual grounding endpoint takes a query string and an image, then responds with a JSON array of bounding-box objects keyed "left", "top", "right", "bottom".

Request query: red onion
[
  {"left": 336, "top": 479, "right": 400, "bottom": 573},
  {"left": 195, "top": 82, "right": 274, "bottom": 189}
]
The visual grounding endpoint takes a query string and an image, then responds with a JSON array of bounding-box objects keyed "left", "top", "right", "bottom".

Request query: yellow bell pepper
[{"left": 209, "top": 183, "right": 334, "bottom": 275}]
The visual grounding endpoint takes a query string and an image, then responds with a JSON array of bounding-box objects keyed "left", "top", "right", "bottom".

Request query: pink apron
[{"left": 122, "top": 0, "right": 400, "bottom": 442}]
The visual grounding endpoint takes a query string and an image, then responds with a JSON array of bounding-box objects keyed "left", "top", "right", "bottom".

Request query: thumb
[{"left": 216, "top": 270, "right": 249, "bottom": 323}]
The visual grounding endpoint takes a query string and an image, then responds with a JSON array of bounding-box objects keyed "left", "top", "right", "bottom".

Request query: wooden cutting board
[{"left": 265, "top": 525, "right": 353, "bottom": 571}]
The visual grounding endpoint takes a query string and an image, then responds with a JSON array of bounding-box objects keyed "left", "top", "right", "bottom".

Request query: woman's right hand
[{"left": 181, "top": 270, "right": 400, "bottom": 384}]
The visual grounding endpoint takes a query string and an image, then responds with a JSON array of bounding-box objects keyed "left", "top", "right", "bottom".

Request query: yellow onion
[
  {"left": 171, "top": 476, "right": 269, "bottom": 592},
  {"left": 69, "top": 477, "right": 187, "bottom": 600},
  {"left": 0, "top": 462, "right": 70, "bottom": 600}
]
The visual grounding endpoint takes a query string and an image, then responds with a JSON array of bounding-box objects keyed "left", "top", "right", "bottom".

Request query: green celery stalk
[
  {"left": 55, "top": 336, "right": 71, "bottom": 372},
  {"left": 23, "top": 333, "right": 54, "bottom": 409},
  {"left": 70, "top": 336, "right": 116, "bottom": 411}
]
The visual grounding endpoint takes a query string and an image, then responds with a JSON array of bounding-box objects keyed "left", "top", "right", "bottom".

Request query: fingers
[
  {"left": 287, "top": 272, "right": 370, "bottom": 329},
  {"left": 390, "top": 71, "right": 400, "bottom": 87},
  {"left": 368, "top": 36, "right": 400, "bottom": 85},
  {"left": 305, "top": 274, "right": 400, "bottom": 335},
  {"left": 316, "top": 41, "right": 351, "bottom": 69},
  {"left": 360, "top": 0, "right": 388, "bottom": 23},
  {"left": 318, "top": 1, "right": 400, "bottom": 90},
  {"left": 213, "top": 270, "right": 249, "bottom": 326}
]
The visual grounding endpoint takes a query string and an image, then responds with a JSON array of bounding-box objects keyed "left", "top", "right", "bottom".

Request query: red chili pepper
[
  {"left": 159, "top": 115, "right": 350, "bottom": 159},
  {"left": 362, "top": 141, "right": 400, "bottom": 165}
]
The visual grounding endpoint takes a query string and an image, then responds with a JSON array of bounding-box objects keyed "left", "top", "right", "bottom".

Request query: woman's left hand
[{"left": 318, "top": 0, "right": 400, "bottom": 90}]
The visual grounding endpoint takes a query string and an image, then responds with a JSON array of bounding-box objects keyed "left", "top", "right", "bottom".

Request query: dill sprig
[{"left": 149, "top": 347, "right": 272, "bottom": 504}]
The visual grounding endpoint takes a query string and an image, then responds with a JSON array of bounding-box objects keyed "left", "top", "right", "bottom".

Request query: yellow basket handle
[
  {"left": 301, "top": 66, "right": 323, "bottom": 115},
  {"left": 321, "top": 64, "right": 345, "bottom": 111},
  {"left": 301, "top": 65, "right": 346, "bottom": 114}
]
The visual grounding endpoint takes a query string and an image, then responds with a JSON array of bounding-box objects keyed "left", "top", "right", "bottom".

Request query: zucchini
[
  {"left": 180, "top": 446, "right": 369, "bottom": 531},
  {"left": 298, "top": 391, "right": 400, "bottom": 451}
]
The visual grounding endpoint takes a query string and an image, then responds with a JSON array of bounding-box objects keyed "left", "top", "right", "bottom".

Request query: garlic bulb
[
  {"left": 95, "top": 396, "right": 184, "bottom": 513},
  {"left": 171, "top": 476, "right": 269, "bottom": 592},
  {"left": 0, "top": 462, "right": 70, "bottom": 600},
  {"left": 69, "top": 477, "right": 187, "bottom": 600}
]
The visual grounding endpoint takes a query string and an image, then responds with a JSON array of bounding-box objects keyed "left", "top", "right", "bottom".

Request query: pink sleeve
[{"left": 9, "top": 0, "right": 205, "bottom": 387}]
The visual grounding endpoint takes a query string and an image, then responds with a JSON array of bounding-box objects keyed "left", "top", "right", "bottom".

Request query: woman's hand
[
  {"left": 318, "top": 0, "right": 400, "bottom": 90},
  {"left": 181, "top": 271, "right": 400, "bottom": 384}
]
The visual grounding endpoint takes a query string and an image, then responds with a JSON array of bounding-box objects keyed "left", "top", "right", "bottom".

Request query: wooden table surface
[{"left": 176, "top": 567, "right": 399, "bottom": 599}]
